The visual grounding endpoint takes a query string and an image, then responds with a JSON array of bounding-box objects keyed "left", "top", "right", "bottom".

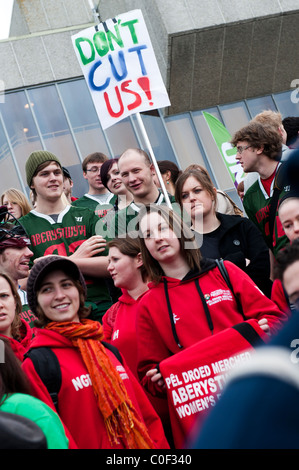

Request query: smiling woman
[
  {"left": 100, "top": 157, "right": 133, "bottom": 212},
  {"left": 22, "top": 255, "right": 169, "bottom": 449},
  {"left": 36, "top": 270, "right": 81, "bottom": 324}
]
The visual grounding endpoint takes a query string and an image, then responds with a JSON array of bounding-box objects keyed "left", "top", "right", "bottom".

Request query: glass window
[
  {"left": 57, "top": 79, "right": 111, "bottom": 159},
  {"left": 0, "top": 119, "right": 25, "bottom": 193},
  {"left": 219, "top": 101, "right": 251, "bottom": 135},
  {"left": 133, "top": 112, "right": 180, "bottom": 166},
  {"left": 273, "top": 90, "right": 299, "bottom": 118},
  {"left": 27, "top": 85, "right": 80, "bottom": 166},
  {"left": 105, "top": 117, "right": 139, "bottom": 156},
  {"left": 246, "top": 95, "right": 277, "bottom": 118},
  {"left": 165, "top": 113, "right": 209, "bottom": 171},
  {"left": 0, "top": 90, "right": 43, "bottom": 186}
]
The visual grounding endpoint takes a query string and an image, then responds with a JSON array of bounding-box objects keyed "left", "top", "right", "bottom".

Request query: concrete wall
[
  {"left": 2, "top": 0, "right": 299, "bottom": 115},
  {"left": 99, "top": 0, "right": 299, "bottom": 113}
]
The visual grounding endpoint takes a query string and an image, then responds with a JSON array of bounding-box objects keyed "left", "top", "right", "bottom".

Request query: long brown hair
[
  {"left": 108, "top": 234, "right": 148, "bottom": 282},
  {"left": 138, "top": 204, "right": 201, "bottom": 284},
  {"left": 0, "top": 338, "right": 32, "bottom": 404},
  {"left": 0, "top": 273, "right": 22, "bottom": 341},
  {"left": 0, "top": 188, "right": 32, "bottom": 218},
  {"left": 175, "top": 167, "right": 216, "bottom": 211}
]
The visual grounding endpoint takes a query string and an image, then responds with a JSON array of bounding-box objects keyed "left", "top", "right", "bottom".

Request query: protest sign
[
  {"left": 159, "top": 320, "right": 265, "bottom": 448},
  {"left": 72, "top": 9, "right": 171, "bottom": 130},
  {"left": 203, "top": 112, "right": 246, "bottom": 189}
]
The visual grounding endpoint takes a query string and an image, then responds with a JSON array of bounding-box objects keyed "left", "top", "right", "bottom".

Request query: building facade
[{"left": 0, "top": 0, "right": 299, "bottom": 201}]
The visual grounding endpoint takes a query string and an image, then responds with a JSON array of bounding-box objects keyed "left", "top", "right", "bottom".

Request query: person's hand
[
  {"left": 146, "top": 368, "right": 166, "bottom": 389},
  {"left": 258, "top": 318, "right": 270, "bottom": 335},
  {"left": 70, "top": 236, "right": 106, "bottom": 258},
  {"left": 33, "top": 254, "right": 64, "bottom": 264}
]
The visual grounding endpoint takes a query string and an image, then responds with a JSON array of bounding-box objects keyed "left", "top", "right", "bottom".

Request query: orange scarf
[{"left": 46, "top": 319, "right": 154, "bottom": 449}]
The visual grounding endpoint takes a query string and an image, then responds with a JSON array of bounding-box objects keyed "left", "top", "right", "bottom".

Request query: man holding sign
[{"left": 106, "top": 148, "right": 176, "bottom": 237}]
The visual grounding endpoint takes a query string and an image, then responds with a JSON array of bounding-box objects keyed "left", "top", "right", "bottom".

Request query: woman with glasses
[{"left": 175, "top": 167, "right": 273, "bottom": 296}]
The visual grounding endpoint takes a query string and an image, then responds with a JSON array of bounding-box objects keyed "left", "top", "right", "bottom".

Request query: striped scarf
[{"left": 46, "top": 319, "right": 154, "bottom": 449}]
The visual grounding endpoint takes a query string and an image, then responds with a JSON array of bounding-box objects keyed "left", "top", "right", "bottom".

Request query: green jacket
[{"left": 243, "top": 168, "right": 289, "bottom": 257}]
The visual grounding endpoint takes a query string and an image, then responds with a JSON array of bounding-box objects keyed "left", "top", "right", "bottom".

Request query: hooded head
[{"left": 26, "top": 255, "right": 89, "bottom": 327}]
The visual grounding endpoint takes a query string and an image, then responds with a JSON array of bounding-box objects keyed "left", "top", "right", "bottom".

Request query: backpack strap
[
  {"left": 102, "top": 341, "right": 123, "bottom": 365},
  {"left": 232, "top": 322, "right": 265, "bottom": 347},
  {"left": 24, "top": 347, "right": 61, "bottom": 412},
  {"left": 24, "top": 343, "right": 124, "bottom": 411},
  {"left": 163, "top": 260, "right": 248, "bottom": 348},
  {"left": 215, "top": 258, "right": 245, "bottom": 320}
]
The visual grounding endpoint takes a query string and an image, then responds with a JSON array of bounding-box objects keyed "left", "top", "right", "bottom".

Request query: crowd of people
[{"left": 1, "top": 111, "right": 299, "bottom": 449}]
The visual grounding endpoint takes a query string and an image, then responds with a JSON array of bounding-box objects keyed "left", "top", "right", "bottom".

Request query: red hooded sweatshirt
[
  {"left": 102, "top": 289, "right": 171, "bottom": 427},
  {"left": 136, "top": 259, "right": 289, "bottom": 398},
  {"left": 1, "top": 319, "right": 33, "bottom": 362},
  {"left": 103, "top": 289, "right": 150, "bottom": 377},
  {"left": 22, "top": 327, "right": 169, "bottom": 450}
]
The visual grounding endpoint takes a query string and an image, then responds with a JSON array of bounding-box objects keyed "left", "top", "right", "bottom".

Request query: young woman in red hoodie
[
  {"left": 136, "top": 204, "right": 288, "bottom": 395},
  {"left": 22, "top": 255, "right": 169, "bottom": 450},
  {"left": 102, "top": 234, "right": 173, "bottom": 445},
  {"left": 0, "top": 273, "right": 32, "bottom": 362},
  {"left": 102, "top": 234, "right": 150, "bottom": 373}
]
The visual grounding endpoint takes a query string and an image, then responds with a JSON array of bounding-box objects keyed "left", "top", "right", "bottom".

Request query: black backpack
[
  {"left": 24, "top": 342, "right": 123, "bottom": 412},
  {"left": 163, "top": 258, "right": 264, "bottom": 349}
]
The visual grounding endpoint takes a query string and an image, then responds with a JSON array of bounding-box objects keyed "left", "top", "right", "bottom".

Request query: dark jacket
[{"left": 195, "top": 212, "right": 272, "bottom": 297}]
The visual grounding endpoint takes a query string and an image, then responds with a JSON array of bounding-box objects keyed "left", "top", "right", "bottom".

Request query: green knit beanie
[{"left": 26, "top": 150, "right": 62, "bottom": 186}]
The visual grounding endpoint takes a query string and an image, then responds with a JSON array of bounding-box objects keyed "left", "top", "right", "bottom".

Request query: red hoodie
[
  {"left": 103, "top": 289, "right": 149, "bottom": 376},
  {"left": 22, "top": 327, "right": 169, "bottom": 449},
  {"left": 102, "top": 289, "right": 171, "bottom": 429},
  {"left": 1, "top": 319, "right": 33, "bottom": 362},
  {"left": 136, "top": 260, "right": 288, "bottom": 397}
]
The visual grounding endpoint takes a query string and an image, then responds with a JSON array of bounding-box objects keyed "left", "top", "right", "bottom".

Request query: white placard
[{"left": 72, "top": 9, "right": 171, "bottom": 130}]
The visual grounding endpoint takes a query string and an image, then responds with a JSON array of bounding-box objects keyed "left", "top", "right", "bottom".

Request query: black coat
[{"left": 194, "top": 212, "right": 272, "bottom": 297}]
